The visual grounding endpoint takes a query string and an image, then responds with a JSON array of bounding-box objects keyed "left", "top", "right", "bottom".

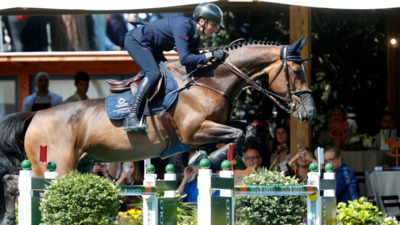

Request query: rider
[{"left": 123, "top": 2, "right": 228, "bottom": 132}]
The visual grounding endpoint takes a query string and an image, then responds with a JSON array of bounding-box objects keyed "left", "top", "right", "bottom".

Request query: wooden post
[
  {"left": 289, "top": 6, "right": 312, "bottom": 155},
  {"left": 17, "top": 72, "right": 31, "bottom": 112},
  {"left": 386, "top": 9, "right": 400, "bottom": 130}
]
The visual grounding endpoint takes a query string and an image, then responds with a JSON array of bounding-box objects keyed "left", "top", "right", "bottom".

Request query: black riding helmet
[{"left": 193, "top": 2, "right": 224, "bottom": 29}]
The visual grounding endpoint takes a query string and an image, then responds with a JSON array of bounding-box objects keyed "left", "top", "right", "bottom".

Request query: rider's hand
[{"left": 212, "top": 49, "right": 228, "bottom": 61}]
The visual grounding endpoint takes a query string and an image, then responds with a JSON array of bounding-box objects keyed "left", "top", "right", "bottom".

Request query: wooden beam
[
  {"left": 0, "top": 52, "right": 179, "bottom": 111},
  {"left": 387, "top": 9, "right": 400, "bottom": 130},
  {"left": 289, "top": 6, "right": 312, "bottom": 156}
]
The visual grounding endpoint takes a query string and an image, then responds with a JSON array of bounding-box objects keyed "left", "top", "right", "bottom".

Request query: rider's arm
[{"left": 172, "top": 18, "right": 208, "bottom": 66}]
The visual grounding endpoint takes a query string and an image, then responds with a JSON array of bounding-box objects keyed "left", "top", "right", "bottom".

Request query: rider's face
[
  {"left": 204, "top": 21, "right": 219, "bottom": 37},
  {"left": 198, "top": 19, "right": 219, "bottom": 38}
]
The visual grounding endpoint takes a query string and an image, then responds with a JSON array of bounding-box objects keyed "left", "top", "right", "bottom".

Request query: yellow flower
[
  {"left": 127, "top": 209, "right": 136, "bottom": 216},
  {"left": 118, "top": 212, "right": 124, "bottom": 216}
]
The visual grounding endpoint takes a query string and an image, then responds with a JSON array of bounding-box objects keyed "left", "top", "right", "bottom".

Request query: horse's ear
[
  {"left": 292, "top": 36, "right": 303, "bottom": 51},
  {"left": 299, "top": 36, "right": 309, "bottom": 51}
]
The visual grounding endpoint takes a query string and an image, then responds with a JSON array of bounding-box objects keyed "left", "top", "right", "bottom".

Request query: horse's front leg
[{"left": 190, "top": 120, "right": 256, "bottom": 166}]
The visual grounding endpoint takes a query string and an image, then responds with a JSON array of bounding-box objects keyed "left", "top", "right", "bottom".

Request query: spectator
[
  {"left": 63, "top": 71, "right": 90, "bottom": 103},
  {"left": 115, "top": 161, "right": 143, "bottom": 185},
  {"left": 92, "top": 14, "right": 121, "bottom": 51},
  {"left": 107, "top": 14, "right": 127, "bottom": 49},
  {"left": 269, "top": 124, "right": 291, "bottom": 171},
  {"left": 7, "top": 15, "right": 29, "bottom": 52},
  {"left": 21, "top": 16, "right": 49, "bottom": 51},
  {"left": 371, "top": 111, "right": 397, "bottom": 150},
  {"left": 177, "top": 152, "right": 219, "bottom": 202},
  {"left": 244, "top": 147, "right": 262, "bottom": 171},
  {"left": 22, "top": 72, "right": 63, "bottom": 112},
  {"left": 234, "top": 146, "right": 263, "bottom": 184},
  {"left": 167, "top": 152, "right": 189, "bottom": 182},
  {"left": 177, "top": 165, "right": 201, "bottom": 203},
  {"left": 92, "top": 163, "right": 113, "bottom": 182},
  {"left": 317, "top": 105, "right": 353, "bottom": 150},
  {"left": 284, "top": 146, "right": 318, "bottom": 181},
  {"left": 114, "top": 161, "right": 143, "bottom": 211},
  {"left": 324, "top": 146, "right": 360, "bottom": 204}
]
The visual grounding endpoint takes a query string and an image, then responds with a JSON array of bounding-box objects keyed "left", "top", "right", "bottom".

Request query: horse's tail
[{"left": 0, "top": 112, "right": 36, "bottom": 217}]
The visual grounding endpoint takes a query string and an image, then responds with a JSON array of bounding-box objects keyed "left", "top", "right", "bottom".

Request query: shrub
[
  {"left": 235, "top": 168, "right": 307, "bottom": 225},
  {"left": 336, "top": 197, "right": 384, "bottom": 225},
  {"left": 39, "top": 170, "right": 121, "bottom": 225}
]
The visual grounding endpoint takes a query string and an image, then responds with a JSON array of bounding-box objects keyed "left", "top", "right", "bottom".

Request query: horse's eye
[{"left": 293, "top": 69, "right": 302, "bottom": 76}]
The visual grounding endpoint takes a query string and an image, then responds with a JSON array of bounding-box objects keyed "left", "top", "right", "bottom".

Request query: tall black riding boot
[{"left": 122, "top": 76, "right": 152, "bottom": 132}]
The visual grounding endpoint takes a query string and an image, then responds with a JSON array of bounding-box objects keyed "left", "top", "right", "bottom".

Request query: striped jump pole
[{"left": 197, "top": 158, "right": 337, "bottom": 225}]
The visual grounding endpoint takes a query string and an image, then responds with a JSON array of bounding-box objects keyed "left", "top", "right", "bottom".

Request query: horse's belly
[{"left": 85, "top": 115, "right": 169, "bottom": 162}]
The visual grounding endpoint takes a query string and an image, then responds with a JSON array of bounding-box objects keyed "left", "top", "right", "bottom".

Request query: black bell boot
[
  {"left": 208, "top": 144, "right": 230, "bottom": 167},
  {"left": 122, "top": 76, "right": 152, "bottom": 132}
]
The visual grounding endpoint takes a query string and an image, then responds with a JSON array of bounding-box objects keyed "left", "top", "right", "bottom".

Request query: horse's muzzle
[{"left": 293, "top": 93, "right": 316, "bottom": 123}]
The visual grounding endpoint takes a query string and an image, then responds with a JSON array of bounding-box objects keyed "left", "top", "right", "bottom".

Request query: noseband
[{"left": 223, "top": 45, "right": 312, "bottom": 113}]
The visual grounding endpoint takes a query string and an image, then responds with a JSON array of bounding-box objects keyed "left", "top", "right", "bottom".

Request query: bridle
[
  {"left": 174, "top": 44, "right": 312, "bottom": 113},
  {"left": 223, "top": 45, "right": 312, "bottom": 113}
]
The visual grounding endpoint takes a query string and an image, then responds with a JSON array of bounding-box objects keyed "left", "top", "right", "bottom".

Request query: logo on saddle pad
[{"left": 113, "top": 98, "right": 131, "bottom": 114}]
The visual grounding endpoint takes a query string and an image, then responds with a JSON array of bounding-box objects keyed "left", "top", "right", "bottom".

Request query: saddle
[{"left": 107, "top": 68, "right": 166, "bottom": 101}]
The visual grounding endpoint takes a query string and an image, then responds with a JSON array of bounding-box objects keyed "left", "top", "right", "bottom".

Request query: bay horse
[{"left": 0, "top": 37, "right": 315, "bottom": 219}]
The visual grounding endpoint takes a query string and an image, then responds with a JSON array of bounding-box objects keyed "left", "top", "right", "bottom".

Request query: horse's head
[{"left": 232, "top": 37, "right": 316, "bottom": 123}]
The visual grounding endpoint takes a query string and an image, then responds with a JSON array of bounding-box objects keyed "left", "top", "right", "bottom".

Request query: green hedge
[{"left": 40, "top": 171, "right": 121, "bottom": 225}]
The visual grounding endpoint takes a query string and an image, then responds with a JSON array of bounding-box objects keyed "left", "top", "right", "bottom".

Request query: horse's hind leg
[{"left": 25, "top": 132, "right": 77, "bottom": 178}]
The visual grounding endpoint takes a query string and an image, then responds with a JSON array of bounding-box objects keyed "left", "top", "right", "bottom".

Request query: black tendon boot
[
  {"left": 122, "top": 76, "right": 152, "bottom": 132},
  {"left": 208, "top": 144, "right": 230, "bottom": 168}
]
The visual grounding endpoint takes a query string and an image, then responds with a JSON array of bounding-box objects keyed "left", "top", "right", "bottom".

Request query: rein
[{"left": 222, "top": 45, "right": 312, "bottom": 113}]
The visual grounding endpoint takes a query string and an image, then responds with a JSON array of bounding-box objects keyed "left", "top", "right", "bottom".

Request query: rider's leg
[
  {"left": 122, "top": 76, "right": 152, "bottom": 131},
  {"left": 123, "top": 33, "right": 161, "bottom": 132}
]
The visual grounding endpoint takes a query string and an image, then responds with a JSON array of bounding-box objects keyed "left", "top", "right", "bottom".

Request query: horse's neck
[{"left": 167, "top": 45, "right": 278, "bottom": 100}]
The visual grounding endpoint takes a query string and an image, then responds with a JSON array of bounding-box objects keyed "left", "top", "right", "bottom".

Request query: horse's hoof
[{"left": 188, "top": 150, "right": 208, "bottom": 166}]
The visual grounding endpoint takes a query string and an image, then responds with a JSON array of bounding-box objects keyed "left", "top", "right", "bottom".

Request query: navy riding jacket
[{"left": 129, "top": 16, "right": 207, "bottom": 66}]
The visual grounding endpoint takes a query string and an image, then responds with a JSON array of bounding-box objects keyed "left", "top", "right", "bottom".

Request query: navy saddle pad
[{"left": 105, "top": 62, "right": 178, "bottom": 120}]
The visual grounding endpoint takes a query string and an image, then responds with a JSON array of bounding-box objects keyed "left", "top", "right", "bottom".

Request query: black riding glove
[{"left": 212, "top": 49, "right": 228, "bottom": 61}]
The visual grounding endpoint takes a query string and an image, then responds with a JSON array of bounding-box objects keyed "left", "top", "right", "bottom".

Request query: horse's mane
[{"left": 202, "top": 40, "right": 281, "bottom": 52}]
